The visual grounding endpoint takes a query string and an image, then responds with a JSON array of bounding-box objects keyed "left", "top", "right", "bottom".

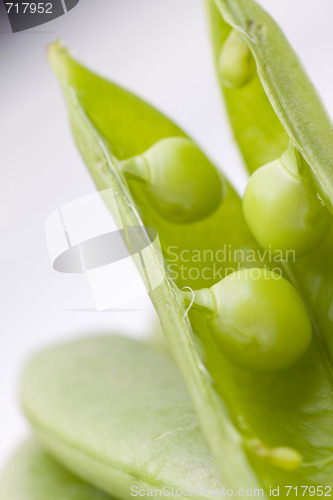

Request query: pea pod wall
[{"left": 45, "top": 7, "right": 333, "bottom": 493}]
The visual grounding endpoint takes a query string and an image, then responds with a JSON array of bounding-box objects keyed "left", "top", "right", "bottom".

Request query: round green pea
[
  {"left": 218, "top": 30, "right": 256, "bottom": 89},
  {"left": 242, "top": 159, "right": 331, "bottom": 256},
  {"left": 207, "top": 268, "right": 312, "bottom": 371},
  {"left": 123, "top": 137, "right": 223, "bottom": 224}
]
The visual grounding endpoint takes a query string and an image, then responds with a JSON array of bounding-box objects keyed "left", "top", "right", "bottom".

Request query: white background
[{"left": 1, "top": 0, "right": 333, "bottom": 471}]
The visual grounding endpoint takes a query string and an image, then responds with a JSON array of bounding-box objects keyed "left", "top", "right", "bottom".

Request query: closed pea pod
[
  {"left": 183, "top": 268, "right": 312, "bottom": 371},
  {"left": 120, "top": 137, "right": 224, "bottom": 224},
  {"left": 242, "top": 144, "right": 332, "bottom": 256}
]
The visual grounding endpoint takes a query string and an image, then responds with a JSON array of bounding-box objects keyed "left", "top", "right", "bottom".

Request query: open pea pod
[
  {"left": 207, "top": 0, "right": 333, "bottom": 202},
  {"left": 48, "top": 41, "right": 333, "bottom": 495},
  {"left": 0, "top": 438, "right": 111, "bottom": 500},
  {"left": 21, "top": 336, "right": 223, "bottom": 498},
  {"left": 206, "top": 3, "right": 333, "bottom": 355}
]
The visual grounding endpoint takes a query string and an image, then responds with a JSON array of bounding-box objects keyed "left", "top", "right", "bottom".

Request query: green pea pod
[
  {"left": 208, "top": 0, "right": 333, "bottom": 210},
  {"left": 0, "top": 438, "right": 111, "bottom": 500},
  {"left": 48, "top": 41, "right": 333, "bottom": 495},
  {"left": 206, "top": 2, "right": 333, "bottom": 354},
  {"left": 48, "top": 41, "right": 262, "bottom": 491},
  {"left": 20, "top": 336, "right": 223, "bottom": 498}
]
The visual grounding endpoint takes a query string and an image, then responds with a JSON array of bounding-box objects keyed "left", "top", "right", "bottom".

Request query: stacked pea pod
[{"left": 2, "top": 0, "right": 333, "bottom": 498}]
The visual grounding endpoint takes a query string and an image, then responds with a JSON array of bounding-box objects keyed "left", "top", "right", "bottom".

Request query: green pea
[
  {"left": 185, "top": 268, "right": 312, "bottom": 371},
  {"left": 218, "top": 30, "right": 256, "bottom": 89},
  {"left": 242, "top": 147, "right": 331, "bottom": 256},
  {"left": 121, "top": 137, "right": 223, "bottom": 223}
]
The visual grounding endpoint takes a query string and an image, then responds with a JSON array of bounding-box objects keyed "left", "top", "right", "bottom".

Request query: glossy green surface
[
  {"left": 0, "top": 438, "right": 110, "bottom": 500},
  {"left": 243, "top": 159, "right": 331, "bottom": 256},
  {"left": 21, "top": 336, "right": 223, "bottom": 499},
  {"left": 122, "top": 137, "right": 223, "bottom": 224},
  {"left": 218, "top": 30, "right": 256, "bottom": 89},
  {"left": 207, "top": 269, "right": 312, "bottom": 371},
  {"left": 48, "top": 29, "right": 333, "bottom": 497}
]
